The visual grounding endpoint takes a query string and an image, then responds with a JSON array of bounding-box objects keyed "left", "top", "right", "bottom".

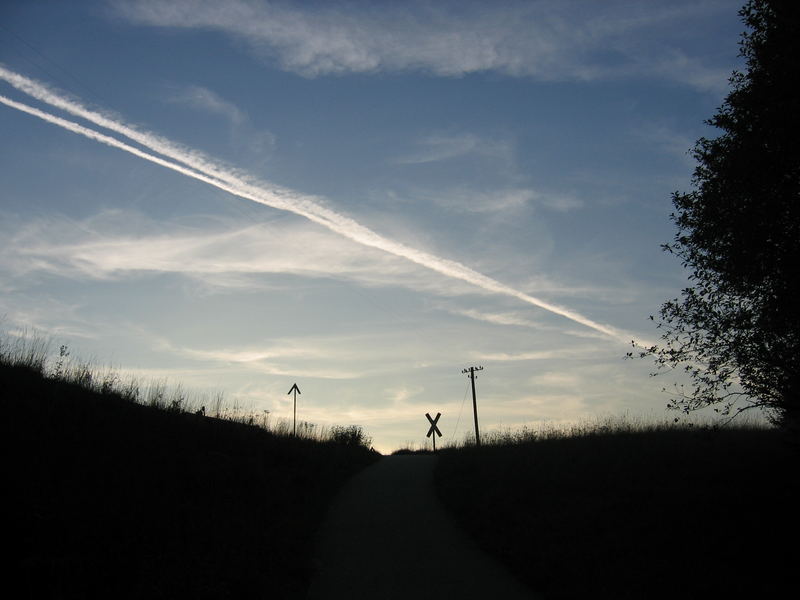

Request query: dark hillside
[
  {"left": 436, "top": 426, "right": 798, "bottom": 599},
  {"left": 4, "top": 363, "right": 378, "bottom": 599}
]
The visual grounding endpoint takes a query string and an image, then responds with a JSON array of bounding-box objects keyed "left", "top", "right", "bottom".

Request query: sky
[{"left": 0, "top": 0, "right": 747, "bottom": 453}]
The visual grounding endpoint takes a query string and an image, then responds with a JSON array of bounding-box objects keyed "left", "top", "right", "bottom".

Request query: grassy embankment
[
  {"left": 4, "top": 336, "right": 379, "bottom": 599},
  {"left": 435, "top": 418, "right": 798, "bottom": 599}
]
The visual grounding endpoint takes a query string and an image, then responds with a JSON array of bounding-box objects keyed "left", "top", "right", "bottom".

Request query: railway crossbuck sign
[{"left": 426, "top": 412, "right": 442, "bottom": 452}]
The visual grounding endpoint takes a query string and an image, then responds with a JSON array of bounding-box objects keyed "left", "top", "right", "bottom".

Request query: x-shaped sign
[{"left": 426, "top": 412, "right": 442, "bottom": 438}]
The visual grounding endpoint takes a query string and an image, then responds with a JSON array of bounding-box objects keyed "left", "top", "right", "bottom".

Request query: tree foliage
[{"left": 640, "top": 0, "right": 800, "bottom": 427}]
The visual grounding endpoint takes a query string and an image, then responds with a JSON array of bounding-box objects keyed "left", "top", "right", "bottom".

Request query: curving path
[{"left": 307, "top": 455, "right": 539, "bottom": 599}]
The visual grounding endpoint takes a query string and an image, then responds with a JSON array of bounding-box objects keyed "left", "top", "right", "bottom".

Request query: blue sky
[{"left": 1, "top": 0, "right": 745, "bottom": 452}]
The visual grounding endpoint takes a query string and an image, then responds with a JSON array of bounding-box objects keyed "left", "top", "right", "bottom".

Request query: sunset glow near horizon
[{"left": 1, "top": 1, "right": 746, "bottom": 452}]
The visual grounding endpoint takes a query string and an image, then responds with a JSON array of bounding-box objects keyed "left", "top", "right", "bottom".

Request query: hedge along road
[{"left": 307, "top": 455, "right": 539, "bottom": 599}]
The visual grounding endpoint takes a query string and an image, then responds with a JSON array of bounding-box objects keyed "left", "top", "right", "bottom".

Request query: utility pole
[
  {"left": 288, "top": 383, "right": 301, "bottom": 436},
  {"left": 462, "top": 366, "right": 483, "bottom": 447}
]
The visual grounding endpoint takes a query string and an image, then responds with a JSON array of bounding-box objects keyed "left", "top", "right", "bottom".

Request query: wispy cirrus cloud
[
  {"left": 135, "top": 333, "right": 384, "bottom": 380},
  {"left": 0, "top": 66, "right": 634, "bottom": 342},
  {"left": 475, "top": 350, "right": 574, "bottom": 362},
  {"left": 165, "top": 84, "right": 245, "bottom": 125},
  {"left": 410, "top": 186, "right": 583, "bottom": 214},
  {"left": 169, "top": 330, "right": 466, "bottom": 381},
  {"left": 449, "top": 307, "right": 544, "bottom": 329},
  {"left": 0, "top": 211, "right": 484, "bottom": 297},
  {"left": 392, "top": 133, "right": 511, "bottom": 165},
  {"left": 164, "top": 84, "right": 276, "bottom": 160},
  {"left": 112, "top": 0, "right": 737, "bottom": 91},
  {"left": 631, "top": 121, "right": 697, "bottom": 166},
  {"left": 180, "top": 350, "right": 365, "bottom": 380}
]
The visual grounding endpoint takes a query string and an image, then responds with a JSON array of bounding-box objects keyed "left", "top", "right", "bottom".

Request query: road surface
[{"left": 307, "top": 455, "right": 539, "bottom": 599}]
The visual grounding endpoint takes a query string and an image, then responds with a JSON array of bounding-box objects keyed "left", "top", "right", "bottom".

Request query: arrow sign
[
  {"left": 426, "top": 412, "right": 442, "bottom": 438},
  {"left": 288, "top": 383, "right": 301, "bottom": 436}
]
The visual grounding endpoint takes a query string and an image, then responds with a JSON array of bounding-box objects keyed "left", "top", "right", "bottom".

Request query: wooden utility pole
[
  {"left": 288, "top": 383, "right": 301, "bottom": 436},
  {"left": 462, "top": 366, "right": 483, "bottom": 447}
]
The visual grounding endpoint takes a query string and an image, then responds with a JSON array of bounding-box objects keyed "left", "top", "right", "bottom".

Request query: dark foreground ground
[
  {"left": 5, "top": 363, "right": 378, "bottom": 599},
  {"left": 9, "top": 356, "right": 798, "bottom": 599},
  {"left": 308, "top": 455, "right": 537, "bottom": 600},
  {"left": 435, "top": 426, "right": 799, "bottom": 600}
]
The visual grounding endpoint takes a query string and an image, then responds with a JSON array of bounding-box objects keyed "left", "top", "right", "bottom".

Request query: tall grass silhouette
[
  {"left": 435, "top": 415, "right": 796, "bottom": 599},
  {"left": 3, "top": 329, "right": 378, "bottom": 599},
  {"left": 0, "top": 329, "right": 369, "bottom": 443}
]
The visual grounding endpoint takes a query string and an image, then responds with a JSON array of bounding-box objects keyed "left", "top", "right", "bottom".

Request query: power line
[
  {"left": 0, "top": 24, "right": 108, "bottom": 108},
  {"left": 449, "top": 378, "right": 471, "bottom": 443}
]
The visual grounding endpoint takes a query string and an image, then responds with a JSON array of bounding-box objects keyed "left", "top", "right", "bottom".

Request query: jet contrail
[{"left": 0, "top": 67, "right": 634, "bottom": 343}]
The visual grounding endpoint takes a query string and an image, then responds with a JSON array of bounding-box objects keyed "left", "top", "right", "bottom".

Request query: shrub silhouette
[{"left": 330, "top": 424, "right": 372, "bottom": 448}]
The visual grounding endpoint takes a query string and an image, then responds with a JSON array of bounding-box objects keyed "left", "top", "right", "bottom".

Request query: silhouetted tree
[{"left": 639, "top": 0, "right": 800, "bottom": 430}]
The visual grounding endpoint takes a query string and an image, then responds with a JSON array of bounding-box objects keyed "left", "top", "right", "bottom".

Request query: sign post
[
  {"left": 288, "top": 383, "right": 301, "bottom": 436},
  {"left": 426, "top": 412, "right": 442, "bottom": 453}
]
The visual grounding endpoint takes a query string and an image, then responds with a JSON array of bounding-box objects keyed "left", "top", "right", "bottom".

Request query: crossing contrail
[{"left": 0, "top": 66, "right": 634, "bottom": 343}]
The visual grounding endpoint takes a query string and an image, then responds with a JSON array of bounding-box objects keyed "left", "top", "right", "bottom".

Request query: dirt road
[{"left": 307, "top": 455, "right": 539, "bottom": 599}]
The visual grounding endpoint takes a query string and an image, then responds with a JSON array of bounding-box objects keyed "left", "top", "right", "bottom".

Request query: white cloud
[
  {"left": 535, "top": 191, "right": 585, "bottom": 212},
  {"left": 393, "top": 133, "right": 486, "bottom": 164},
  {"left": 166, "top": 84, "right": 245, "bottom": 125},
  {"left": 422, "top": 187, "right": 534, "bottom": 213},
  {"left": 164, "top": 84, "right": 277, "bottom": 160},
  {"left": 632, "top": 122, "right": 697, "bottom": 166},
  {"left": 383, "top": 385, "right": 425, "bottom": 405},
  {"left": 0, "top": 210, "right": 483, "bottom": 297},
  {"left": 493, "top": 393, "right": 593, "bottom": 421},
  {"left": 113, "top": 0, "right": 737, "bottom": 90},
  {"left": 3, "top": 211, "right": 627, "bottom": 333},
  {"left": 427, "top": 187, "right": 583, "bottom": 214},
  {"left": 0, "top": 67, "right": 636, "bottom": 343},
  {"left": 474, "top": 347, "right": 595, "bottom": 362},
  {"left": 180, "top": 346, "right": 324, "bottom": 363},
  {"left": 0, "top": 297, "right": 102, "bottom": 341},
  {"left": 150, "top": 335, "right": 383, "bottom": 380},
  {"left": 167, "top": 328, "right": 478, "bottom": 382},
  {"left": 529, "top": 371, "right": 583, "bottom": 387},
  {"left": 448, "top": 307, "right": 545, "bottom": 329}
]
